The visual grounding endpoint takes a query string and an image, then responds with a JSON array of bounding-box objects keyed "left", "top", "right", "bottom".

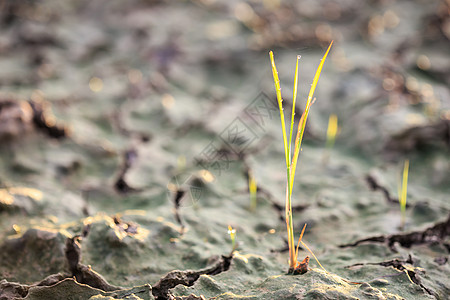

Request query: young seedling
[
  {"left": 269, "top": 41, "right": 333, "bottom": 274},
  {"left": 322, "top": 114, "right": 338, "bottom": 165},
  {"left": 398, "top": 159, "right": 410, "bottom": 229},
  {"left": 227, "top": 225, "right": 237, "bottom": 255}
]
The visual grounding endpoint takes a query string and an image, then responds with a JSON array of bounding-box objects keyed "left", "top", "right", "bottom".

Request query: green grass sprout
[
  {"left": 269, "top": 41, "right": 333, "bottom": 273},
  {"left": 228, "top": 225, "right": 237, "bottom": 254},
  {"left": 322, "top": 114, "right": 338, "bottom": 164},
  {"left": 248, "top": 170, "right": 258, "bottom": 211},
  {"left": 398, "top": 159, "right": 410, "bottom": 229},
  {"left": 326, "top": 114, "right": 338, "bottom": 148}
]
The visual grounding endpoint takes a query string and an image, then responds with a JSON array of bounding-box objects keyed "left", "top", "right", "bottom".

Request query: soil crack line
[
  {"left": 65, "top": 233, "right": 121, "bottom": 292},
  {"left": 346, "top": 255, "right": 435, "bottom": 296},
  {"left": 152, "top": 255, "right": 233, "bottom": 300},
  {"left": 171, "top": 188, "right": 186, "bottom": 232},
  {"left": 339, "top": 213, "right": 450, "bottom": 251},
  {"left": 114, "top": 148, "right": 140, "bottom": 193},
  {"left": 29, "top": 99, "right": 69, "bottom": 139},
  {"left": 384, "top": 119, "right": 450, "bottom": 157},
  {"left": 365, "top": 174, "right": 399, "bottom": 205}
]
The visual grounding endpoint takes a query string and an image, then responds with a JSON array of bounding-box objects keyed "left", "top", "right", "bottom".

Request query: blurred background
[{"left": 0, "top": 0, "right": 448, "bottom": 158}]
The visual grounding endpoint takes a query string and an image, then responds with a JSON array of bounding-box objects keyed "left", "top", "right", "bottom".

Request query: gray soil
[{"left": 0, "top": 0, "right": 449, "bottom": 299}]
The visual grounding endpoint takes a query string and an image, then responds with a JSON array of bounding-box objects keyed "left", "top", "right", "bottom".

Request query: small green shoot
[
  {"left": 322, "top": 114, "right": 338, "bottom": 164},
  {"left": 249, "top": 170, "right": 258, "bottom": 211},
  {"left": 228, "top": 225, "right": 237, "bottom": 254},
  {"left": 398, "top": 159, "right": 410, "bottom": 229},
  {"left": 269, "top": 41, "right": 333, "bottom": 273}
]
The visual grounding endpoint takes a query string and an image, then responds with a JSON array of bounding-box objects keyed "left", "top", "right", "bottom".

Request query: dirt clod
[{"left": 288, "top": 256, "right": 310, "bottom": 275}]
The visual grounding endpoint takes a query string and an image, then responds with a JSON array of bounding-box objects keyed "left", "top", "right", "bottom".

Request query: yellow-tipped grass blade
[
  {"left": 295, "top": 223, "right": 307, "bottom": 260},
  {"left": 399, "top": 159, "right": 409, "bottom": 227},
  {"left": 291, "top": 41, "right": 333, "bottom": 190},
  {"left": 269, "top": 51, "right": 289, "bottom": 169},
  {"left": 326, "top": 114, "right": 338, "bottom": 149}
]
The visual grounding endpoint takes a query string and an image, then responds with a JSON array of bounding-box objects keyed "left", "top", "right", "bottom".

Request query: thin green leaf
[
  {"left": 400, "top": 159, "right": 409, "bottom": 227},
  {"left": 288, "top": 56, "right": 301, "bottom": 161},
  {"left": 290, "top": 41, "right": 333, "bottom": 191},
  {"left": 269, "top": 51, "right": 289, "bottom": 169}
]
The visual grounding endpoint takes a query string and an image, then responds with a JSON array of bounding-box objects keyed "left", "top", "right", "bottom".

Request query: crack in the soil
[
  {"left": 65, "top": 235, "right": 121, "bottom": 292},
  {"left": 173, "top": 295, "right": 206, "bottom": 300},
  {"left": 339, "top": 213, "right": 450, "bottom": 252},
  {"left": 167, "top": 173, "right": 208, "bottom": 234},
  {"left": 111, "top": 108, "right": 152, "bottom": 142},
  {"left": 270, "top": 239, "right": 290, "bottom": 254},
  {"left": 365, "top": 174, "right": 399, "bottom": 205},
  {"left": 29, "top": 99, "right": 69, "bottom": 139},
  {"left": 384, "top": 119, "right": 450, "bottom": 157},
  {"left": 171, "top": 188, "right": 186, "bottom": 232},
  {"left": 152, "top": 255, "right": 233, "bottom": 300},
  {"left": 114, "top": 148, "right": 140, "bottom": 193},
  {"left": 346, "top": 255, "right": 435, "bottom": 296},
  {"left": 0, "top": 225, "right": 122, "bottom": 299}
]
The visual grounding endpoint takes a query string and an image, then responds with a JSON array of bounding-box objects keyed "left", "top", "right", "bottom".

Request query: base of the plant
[{"left": 287, "top": 256, "right": 309, "bottom": 275}]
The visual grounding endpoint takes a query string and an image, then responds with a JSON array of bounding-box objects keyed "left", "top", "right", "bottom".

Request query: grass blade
[
  {"left": 288, "top": 56, "right": 301, "bottom": 160},
  {"left": 399, "top": 159, "right": 409, "bottom": 228},
  {"left": 290, "top": 41, "right": 333, "bottom": 191},
  {"left": 295, "top": 223, "right": 307, "bottom": 260},
  {"left": 269, "top": 51, "right": 289, "bottom": 169},
  {"left": 300, "top": 240, "right": 327, "bottom": 272}
]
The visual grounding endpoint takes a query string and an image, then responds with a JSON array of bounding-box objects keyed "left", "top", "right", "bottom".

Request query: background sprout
[
  {"left": 227, "top": 225, "right": 237, "bottom": 254},
  {"left": 248, "top": 169, "right": 257, "bottom": 211},
  {"left": 398, "top": 159, "right": 410, "bottom": 229},
  {"left": 322, "top": 114, "right": 338, "bottom": 165},
  {"left": 269, "top": 41, "right": 333, "bottom": 274}
]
